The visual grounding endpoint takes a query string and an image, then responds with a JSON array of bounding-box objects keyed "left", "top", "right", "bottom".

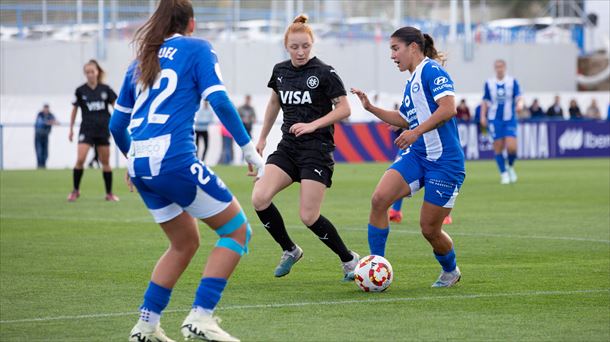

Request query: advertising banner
[{"left": 334, "top": 120, "right": 610, "bottom": 162}]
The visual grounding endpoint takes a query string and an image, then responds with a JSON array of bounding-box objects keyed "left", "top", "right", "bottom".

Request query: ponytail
[
  {"left": 391, "top": 27, "right": 446, "bottom": 65},
  {"left": 422, "top": 33, "right": 446, "bottom": 65},
  {"left": 133, "top": 0, "right": 193, "bottom": 87}
]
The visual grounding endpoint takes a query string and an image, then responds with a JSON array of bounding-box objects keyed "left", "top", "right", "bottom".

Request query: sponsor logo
[
  {"left": 314, "top": 169, "right": 323, "bottom": 176},
  {"left": 432, "top": 83, "right": 453, "bottom": 93},
  {"left": 306, "top": 76, "right": 319, "bottom": 89},
  {"left": 558, "top": 129, "right": 583, "bottom": 152},
  {"left": 86, "top": 100, "right": 106, "bottom": 111},
  {"left": 559, "top": 128, "right": 610, "bottom": 153},
  {"left": 277, "top": 76, "right": 283, "bottom": 83},
  {"left": 433, "top": 76, "right": 448, "bottom": 85},
  {"left": 279, "top": 90, "right": 312, "bottom": 104}
]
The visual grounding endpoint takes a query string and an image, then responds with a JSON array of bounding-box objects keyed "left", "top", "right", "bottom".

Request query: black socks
[
  {"left": 255, "top": 203, "right": 295, "bottom": 251},
  {"left": 308, "top": 215, "right": 353, "bottom": 262},
  {"left": 103, "top": 171, "right": 113, "bottom": 194},
  {"left": 73, "top": 168, "right": 83, "bottom": 190}
]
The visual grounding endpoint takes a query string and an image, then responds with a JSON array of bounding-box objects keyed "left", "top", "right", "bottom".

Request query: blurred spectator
[
  {"left": 237, "top": 94, "right": 256, "bottom": 139},
  {"left": 546, "top": 95, "right": 564, "bottom": 118},
  {"left": 219, "top": 124, "right": 233, "bottom": 164},
  {"left": 568, "top": 99, "right": 583, "bottom": 119},
  {"left": 195, "top": 100, "right": 214, "bottom": 161},
  {"left": 584, "top": 99, "right": 601, "bottom": 120},
  {"left": 456, "top": 99, "right": 471, "bottom": 121},
  {"left": 34, "top": 104, "right": 57, "bottom": 168},
  {"left": 529, "top": 99, "right": 545, "bottom": 119}
]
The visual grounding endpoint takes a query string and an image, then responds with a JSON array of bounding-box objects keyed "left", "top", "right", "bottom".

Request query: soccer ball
[{"left": 353, "top": 255, "right": 393, "bottom": 292}]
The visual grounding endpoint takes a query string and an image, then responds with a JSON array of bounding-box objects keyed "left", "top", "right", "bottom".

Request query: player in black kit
[
  {"left": 67, "top": 59, "right": 119, "bottom": 202},
  {"left": 251, "top": 15, "right": 359, "bottom": 281}
]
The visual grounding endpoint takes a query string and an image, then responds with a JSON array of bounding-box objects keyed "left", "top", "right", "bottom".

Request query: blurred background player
[
  {"left": 480, "top": 59, "right": 523, "bottom": 184},
  {"left": 34, "top": 103, "right": 57, "bottom": 169},
  {"left": 251, "top": 15, "right": 359, "bottom": 280},
  {"left": 67, "top": 59, "right": 119, "bottom": 201},
  {"left": 108, "top": 1, "right": 264, "bottom": 340},
  {"left": 237, "top": 94, "right": 256, "bottom": 139},
  {"left": 352, "top": 26, "right": 464, "bottom": 288},
  {"left": 195, "top": 100, "right": 213, "bottom": 162}
]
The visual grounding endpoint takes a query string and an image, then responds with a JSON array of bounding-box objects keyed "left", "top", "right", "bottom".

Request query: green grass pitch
[{"left": 1, "top": 158, "right": 609, "bottom": 341}]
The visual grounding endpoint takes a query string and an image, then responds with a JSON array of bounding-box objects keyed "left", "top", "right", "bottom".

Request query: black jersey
[
  {"left": 267, "top": 57, "right": 347, "bottom": 149},
  {"left": 72, "top": 83, "right": 117, "bottom": 137}
]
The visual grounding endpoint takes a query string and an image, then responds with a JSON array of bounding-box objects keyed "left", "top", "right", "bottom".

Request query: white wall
[
  {"left": 1, "top": 39, "right": 579, "bottom": 97},
  {"left": 2, "top": 91, "right": 607, "bottom": 170}
]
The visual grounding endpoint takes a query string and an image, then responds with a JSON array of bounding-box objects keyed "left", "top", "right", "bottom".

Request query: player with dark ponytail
[
  {"left": 67, "top": 59, "right": 119, "bottom": 202},
  {"left": 110, "top": 0, "right": 263, "bottom": 340},
  {"left": 352, "top": 26, "right": 464, "bottom": 288}
]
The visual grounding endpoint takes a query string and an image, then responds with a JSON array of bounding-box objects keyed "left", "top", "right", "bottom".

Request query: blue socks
[
  {"left": 507, "top": 153, "right": 517, "bottom": 167},
  {"left": 391, "top": 198, "right": 403, "bottom": 211},
  {"left": 494, "top": 154, "right": 506, "bottom": 173},
  {"left": 434, "top": 248, "right": 457, "bottom": 272},
  {"left": 193, "top": 277, "right": 228, "bottom": 311},
  {"left": 368, "top": 224, "right": 389, "bottom": 257},
  {"left": 141, "top": 281, "right": 172, "bottom": 314}
]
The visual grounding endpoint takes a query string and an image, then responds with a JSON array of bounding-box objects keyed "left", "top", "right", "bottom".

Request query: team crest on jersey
[
  {"left": 306, "top": 76, "right": 319, "bottom": 89},
  {"left": 412, "top": 83, "right": 421, "bottom": 93},
  {"left": 101, "top": 91, "right": 108, "bottom": 100}
]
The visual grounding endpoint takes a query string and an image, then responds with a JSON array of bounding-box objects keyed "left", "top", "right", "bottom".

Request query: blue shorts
[
  {"left": 131, "top": 159, "right": 233, "bottom": 223},
  {"left": 388, "top": 150, "right": 465, "bottom": 208},
  {"left": 488, "top": 121, "right": 517, "bottom": 140}
]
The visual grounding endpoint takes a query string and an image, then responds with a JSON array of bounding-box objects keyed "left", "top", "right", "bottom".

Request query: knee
[
  {"left": 420, "top": 222, "right": 441, "bottom": 241},
  {"left": 171, "top": 237, "right": 200, "bottom": 257},
  {"left": 251, "top": 188, "right": 272, "bottom": 211},
  {"left": 299, "top": 209, "right": 319, "bottom": 227},
  {"left": 371, "top": 191, "right": 393, "bottom": 213}
]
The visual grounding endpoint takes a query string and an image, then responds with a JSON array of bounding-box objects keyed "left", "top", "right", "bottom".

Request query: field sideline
[{"left": 1, "top": 158, "right": 609, "bottom": 341}]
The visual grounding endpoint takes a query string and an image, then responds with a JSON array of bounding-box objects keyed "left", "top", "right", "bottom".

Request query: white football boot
[
  {"left": 431, "top": 266, "right": 461, "bottom": 288},
  {"left": 500, "top": 172, "right": 510, "bottom": 185},
  {"left": 508, "top": 167, "right": 518, "bottom": 183},
  {"left": 129, "top": 320, "right": 175, "bottom": 342},
  {"left": 341, "top": 251, "right": 360, "bottom": 282},
  {"left": 181, "top": 309, "right": 240, "bottom": 342}
]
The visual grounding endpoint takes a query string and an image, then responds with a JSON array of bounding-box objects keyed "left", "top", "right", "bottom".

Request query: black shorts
[
  {"left": 266, "top": 139, "right": 335, "bottom": 187},
  {"left": 78, "top": 132, "right": 110, "bottom": 146}
]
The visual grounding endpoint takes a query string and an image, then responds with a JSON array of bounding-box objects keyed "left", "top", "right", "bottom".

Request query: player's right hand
[
  {"left": 255, "top": 139, "right": 266, "bottom": 156},
  {"left": 350, "top": 88, "right": 371, "bottom": 111}
]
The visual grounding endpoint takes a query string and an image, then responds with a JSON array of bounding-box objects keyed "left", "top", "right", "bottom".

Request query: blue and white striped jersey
[
  {"left": 483, "top": 76, "right": 521, "bottom": 122},
  {"left": 113, "top": 34, "right": 225, "bottom": 177},
  {"left": 398, "top": 57, "right": 464, "bottom": 162}
]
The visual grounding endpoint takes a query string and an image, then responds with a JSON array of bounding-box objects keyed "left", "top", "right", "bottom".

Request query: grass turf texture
[{"left": 1, "top": 159, "right": 609, "bottom": 341}]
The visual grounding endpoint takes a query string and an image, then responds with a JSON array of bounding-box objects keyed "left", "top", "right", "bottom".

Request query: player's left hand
[
  {"left": 394, "top": 129, "right": 420, "bottom": 150},
  {"left": 289, "top": 122, "right": 317, "bottom": 137},
  {"left": 242, "top": 142, "right": 265, "bottom": 179}
]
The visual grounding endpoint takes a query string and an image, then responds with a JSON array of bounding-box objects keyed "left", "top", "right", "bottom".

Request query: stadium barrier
[{"left": 334, "top": 120, "right": 610, "bottom": 162}]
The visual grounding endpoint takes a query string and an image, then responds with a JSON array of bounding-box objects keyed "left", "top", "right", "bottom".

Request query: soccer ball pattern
[{"left": 353, "top": 255, "right": 393, "bottom": 292}]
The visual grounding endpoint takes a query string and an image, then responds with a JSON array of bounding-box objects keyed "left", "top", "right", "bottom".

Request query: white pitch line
[
  {"left": 285, "top": 225, "right": 610, "bottom": 244},
  {"left": 2, "top": 215, "right": 609, "bottom": 244},
  {"left": 0, "top": 289, "right": 607, "bottom": 324}
]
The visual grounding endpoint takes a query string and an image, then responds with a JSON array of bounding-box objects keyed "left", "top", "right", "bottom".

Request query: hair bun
[{"left": 293, "top": 14, "right": 308, "bottom": 24}]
